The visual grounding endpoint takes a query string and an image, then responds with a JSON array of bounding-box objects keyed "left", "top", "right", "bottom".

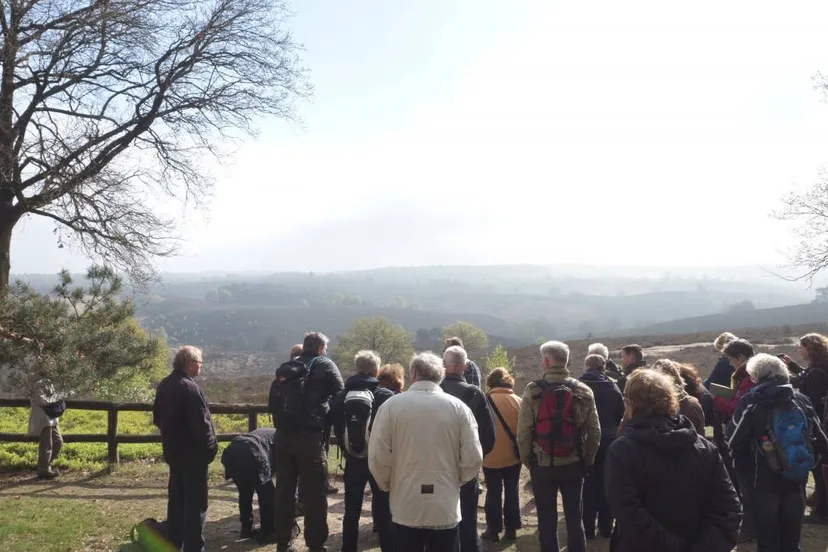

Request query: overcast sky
[{"left": 12, "top": 0, "right": 828, "bottom": 278}]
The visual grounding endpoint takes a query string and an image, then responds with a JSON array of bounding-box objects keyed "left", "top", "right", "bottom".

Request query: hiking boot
[
  {"left": 504, "top": 529, "right": 517, "bottom": 541},
  {"left": 37, "top": 469, "right": 59, "bottom": 480},
  {"left": 326, "top": 481, "right": 339, "bottom": 495},
  {"left": 240, "top": 522, "right": 255, "bottom": 539},
  {"left": 806, "top": 513, "right": 828, "bottom": 525},
  {"left": 481, "top": 530, "right": 500, "bottom": 543},
  {"left": 276, "top": 544, "right": 297, "bottom": 552},
  {"left": 257, "top": 530, "right": 278, "bottom": 545}
]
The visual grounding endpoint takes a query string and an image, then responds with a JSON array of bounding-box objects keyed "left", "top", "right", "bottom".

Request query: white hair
[
  {"left": 714, "top": 332, "right": 738, "bottom": 353},
  {"left": 588, "top": 343, "right": 609, "bottom": 360},
  {"left": 746, "top": 353, "right": 790, "bottom": 383},
  {"left": 540, "top": 340, "right": 570, "bottom": 366},
  {"left": 443, "top": 346, "right": 468, "bottom": 373},
  {"left": 354, "top": 350, "right": 381, "bottom": 374},
  {"left": 410, "top": 352, "right": 445, "bottom": 384}
]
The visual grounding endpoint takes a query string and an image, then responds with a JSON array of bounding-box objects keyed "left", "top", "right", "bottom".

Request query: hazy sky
[{"left": 13, "top": 0, "right": 828, "bottom": 276}]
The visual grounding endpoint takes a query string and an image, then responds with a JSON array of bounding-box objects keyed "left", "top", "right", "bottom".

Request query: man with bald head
[
  {"left": 153, "top": 346, "right": 217, "bottom": 552},
  {"left": 289, "top": 344, "right": 303, "bottom": 359}
]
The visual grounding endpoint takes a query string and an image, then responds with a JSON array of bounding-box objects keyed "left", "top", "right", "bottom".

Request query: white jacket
[
  {"left": 368, "top": 380, "right": 483, "bottom": 529},
  {"left": 27, "top": 379, "right": 62, "bottom": 436}
]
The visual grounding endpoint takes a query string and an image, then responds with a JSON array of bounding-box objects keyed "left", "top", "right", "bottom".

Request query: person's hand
[{"left": 779, "top": 354, "right": 793, "bottom": 365}]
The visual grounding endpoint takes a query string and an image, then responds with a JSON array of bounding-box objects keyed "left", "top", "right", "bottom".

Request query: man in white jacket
[{"left": 369, "top": 352, "right": 483, "bottom": 552}]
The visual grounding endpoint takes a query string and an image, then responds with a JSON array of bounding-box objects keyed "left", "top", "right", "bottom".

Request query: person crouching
[{"left": 221, "top": 428, "right": 278, "bottom": 542}]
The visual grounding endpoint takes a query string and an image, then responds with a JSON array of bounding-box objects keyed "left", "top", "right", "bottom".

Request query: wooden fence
[{"left": 0, "top": 398, "right": 270, "bottom": 465}]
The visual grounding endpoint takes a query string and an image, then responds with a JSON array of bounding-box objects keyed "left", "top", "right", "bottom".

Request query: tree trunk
[{"left": 0, "top": 209, "right": 15, "bottom": 296}]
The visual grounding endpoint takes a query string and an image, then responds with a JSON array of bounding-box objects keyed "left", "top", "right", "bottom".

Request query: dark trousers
[
  {"left": 530, "top": 464, "right": 586, "bottom": 552},
  {"left": 459, "top": 478, "right": 482, "bottom": 552},
  {"left": 736, "top": 472, "right": 756, "bottom": 539},
  {"left": 342, "top": 457, "right": 393, "bottom": 552},
  {"left": 274, "top": 430, "right": 329, "bottom": 549},
  {"left": 483, "top": 464, "right": 521, "bottom": 534},
  {"left": 37, "top": 425, "right": 63, "bottom": 474},
  {"left": 813, "top": 461, "right": 828, "bottom": 517},
  {"left": 167, "top": 463, "right": 209, "bottom": 552},
  {"left": 394, "top": 523, "right": 459, "bottom": 552},
  {"left": 582, "top": 439, "right": 613, "bottom": 538},
  {"left": 235, "top": 477, "right": 276, "bottom": 533},
  {"left": 751, "top": 486, "right": 805, "bottom": 552}
]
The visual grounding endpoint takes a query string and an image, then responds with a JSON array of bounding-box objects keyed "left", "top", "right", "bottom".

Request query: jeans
[
  {"left": 342, "top": 457, "right": 393, "bottom": 552},
  {"left": 530, "top": 464, "right": 586, "bottom": 552},
  {"left": 394, "top": 523, "right": 459, "bottom": 552},
  {"left": 736, "top": 472, "right": 756, "bottom": 539},
  {"left": 458, "top": 478, "right": 482, "bottom": 552},
  {"left": 483, "top": 464, "right": 521, "bottom": 534},
  {"left": 235, "top": 477, "right": 276, "bottom": 533},
  {"left": 751, "top": 486, "right": 805, "bottom": 552},
  {"left": 167, "top": 463, "right": 209, "bottom": 552},
  {"left": 37, "top": 425, "right": 63, "bottom": 474},
  {"left": 582, "top": 438, "right": 613, "bottom": 537},
  {"left": 274, "top": 430, "right": 329, "bottom": 549},
  {"left": 813, "top": 461, "right": 828, "bottom": 517}
]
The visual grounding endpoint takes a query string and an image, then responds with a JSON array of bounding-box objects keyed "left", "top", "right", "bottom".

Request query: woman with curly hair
[
  {"left": 780, "top": 333, "right": 828, "bottom": 524},
  {"left": 651, "top": 360, "right": 705, "bottom": 435},
  {"left": 678, "top": 363, "right": 715, "bottom": 431}
]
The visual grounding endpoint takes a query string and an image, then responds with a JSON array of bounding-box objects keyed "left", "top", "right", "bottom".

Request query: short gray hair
[
  {"left": 410, "top": 352, "right": 445, "bottom": 384},
  {"left": 354, "top": 350, "right": 381, "bottom": 374},
  {"left": 584, "top": 354, "right": 606, "bottom": 372},
  {"left": 540, "top": 340, "right": 570, "bottom": 366},
  {"left": 588, "top": 343, "right": 609, "bottom": 360},
  {"left": 747, "top": 353, "right": 790, "bottom": 383},
  {"left": 443, "top": 346, "right": 467, "bottom": 369},
  {"left": 173, "top": 346, "right": 202, "bottom": 372}
]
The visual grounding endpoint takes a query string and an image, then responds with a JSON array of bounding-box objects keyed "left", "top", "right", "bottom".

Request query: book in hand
[{"left": 709, "top": 383, "right": 735, "bottom": 400}]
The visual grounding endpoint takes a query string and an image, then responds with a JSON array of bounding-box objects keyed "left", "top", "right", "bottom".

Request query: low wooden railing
[{"left": 0, "top": 398, "right": 269, "bottom": 465}]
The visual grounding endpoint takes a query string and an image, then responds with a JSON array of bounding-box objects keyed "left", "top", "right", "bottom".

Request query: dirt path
[{"left": 0, "top": 464, "right": 826, "bottom": 552}]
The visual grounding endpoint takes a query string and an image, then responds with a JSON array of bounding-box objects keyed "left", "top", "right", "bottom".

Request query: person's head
[
  {"left": 173, "top": 346, "right": 204, "bottom": 377},
  {"left": 303, "top": 332, "right": 329, "bottom": 357},
  {"left": 487, "top": 367, "right": 515, "bottom": 390},
  {"left": 620, "top": 344, "right": 643, "bottom": 369},
  {"left": 624, "top": 369, "right": 680, "bottom": 419},
  {"left": 746, "top": 353, "right": 790, "bottom": 384},
  {"left": 409, "top": 352, "right": 445, "bottom": 384},
  {"left": 798, "top": 333, "right": 828, "bottom": 365},
  {"left": 443, "top": 346, "right": 468, "bottom": 376},
  {"left": 540, "top": 340, "right": 570, "bottom": 369},
  {"left": 354, "top": 350, "right": 381, "bottom": 377},
  {"left": 444, "top": 336, "right": 464, "bottom": 351},
  {"left": 677, "top": 363, "right": 704, "bottom": 399},
  {"left": 587, "top": 343, "right": 610, "bottom": 361},
  {"left": 378, "top": 363, "right": 405, "bottom": 392},
  {"left": 713, "top": 332, "right": 738, "bottom": 354},
  {"left": 651, "top": 359, "right": 685, "bottom": 390},
  {"left": 289, "top": 343, "right": 303, "bottom": 358},
  {"left": 584, "top": 354, "right": 606, "bottom": 372},
  {"left": 722, "top": 339, "right": 755, "bottom": 371}
]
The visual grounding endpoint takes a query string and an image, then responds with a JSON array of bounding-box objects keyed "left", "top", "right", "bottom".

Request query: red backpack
[{"left": 533, "top": 379, "right": 580, "bottom": 459}]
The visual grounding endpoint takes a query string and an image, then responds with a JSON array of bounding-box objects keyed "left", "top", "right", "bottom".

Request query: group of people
[{"left": 28, "top": 327, "right": 827, "bottom": 552}]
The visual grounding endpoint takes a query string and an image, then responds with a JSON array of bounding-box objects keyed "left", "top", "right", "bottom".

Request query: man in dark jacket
[
  {"left": 330, "top": 350, "right": 396, "bottom": 552},
  {"left": 153, "top": 346, "right": 217, "bottom": 552},
  {"left": 221, "top": 428, "right": 277, "bottom": 541},
  {"left": 271, "top": 332, "right": 344, "bottom": 552},
  {"left": 606, "top": 369, "right": 741, "bottom": 552},
  {"left": 445, "top": 337, "right": 483, "bottom": 388},
  {"left": 442, "top": 345, "right": 496, "bottom": 552},
  {"left": 579, "top": 354, "right": 624, "bottom": 540},
  {"left": 616, "top": 344, "right": 647, "bottom": 394},
  {"left": 727, "top": 353, "right": 828, "bottom": 551}
]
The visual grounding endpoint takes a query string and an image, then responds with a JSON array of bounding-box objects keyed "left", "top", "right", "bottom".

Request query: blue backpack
[{"left": 764, "top": 401, "right": 815, "bottom": 482}]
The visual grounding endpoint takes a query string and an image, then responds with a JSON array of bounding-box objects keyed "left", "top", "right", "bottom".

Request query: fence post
[
  {"left": 107, "top": 408, "right": 119, "bottom": 466},
  {"left": 247, "top": 410, "right": 257, "bottom": 432}
]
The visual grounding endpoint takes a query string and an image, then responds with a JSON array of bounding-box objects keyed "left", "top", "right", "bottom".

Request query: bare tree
[
  {"left": 775, "top": 169, "right": 828, "bottom": 284},
  {"left": 0, "top": 0, "right": 310, "bottom": 292}
]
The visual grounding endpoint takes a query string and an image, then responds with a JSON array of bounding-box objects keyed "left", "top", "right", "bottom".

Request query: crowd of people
[{"left": 28, "top": 329, "right": 828, "bottom": 552}]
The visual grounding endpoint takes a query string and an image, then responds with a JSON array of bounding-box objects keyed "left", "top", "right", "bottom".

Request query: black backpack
[
  {"left": 268, "top": 357, "right": 318, "bottom": 430},
  {"left": 342, "top": 389, "right": 374, "bottom": 458}
]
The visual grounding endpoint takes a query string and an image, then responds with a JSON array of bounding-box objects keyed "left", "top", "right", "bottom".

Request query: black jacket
[
  {"left": 330, "top": 373, "right": 395, "bottom": 459},
  {"left": 153, "top": 370, "right": 218, "bottom": 467},
  {"left": 221, "top": 428, "right": 277, "bottom": 486},
  {"left": 441, "top": 374, "right": 496, "bottom": 456},
  {"left": 789, "top": 362, "right": 828, "bottom": 421},
  {"left": 705, "top": 356, "right": 735, "bottom": 389},
  {"left": 726, "top": 377, "right": 828, "bottom": 492},
  {"left": 606, "top": 415, "right": 741, "bottom": 552},
  {"left": 616, "top": 360, "right": 647, "bottom": 394},
  {"left": 579, "top": 370, "right": 625, "bottom": 439},
  {"left": 288, "top": 352, "right": 344, "bottom": 433}
]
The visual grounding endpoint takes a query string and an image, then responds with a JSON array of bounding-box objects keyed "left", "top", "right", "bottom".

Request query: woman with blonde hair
[
  {"left": 651, "top": 360, "right": 705, "bottom": 435},
  {"left": 779, "top": 332, "right": 828, "bottom": 524},
  {"left": 481, "top": 367, "right": 522, "bottom": 543}
]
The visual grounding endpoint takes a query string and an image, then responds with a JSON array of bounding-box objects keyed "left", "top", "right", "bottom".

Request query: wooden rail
[{"left": 0, "top": 398, "right": 270, "bottom": 465}]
